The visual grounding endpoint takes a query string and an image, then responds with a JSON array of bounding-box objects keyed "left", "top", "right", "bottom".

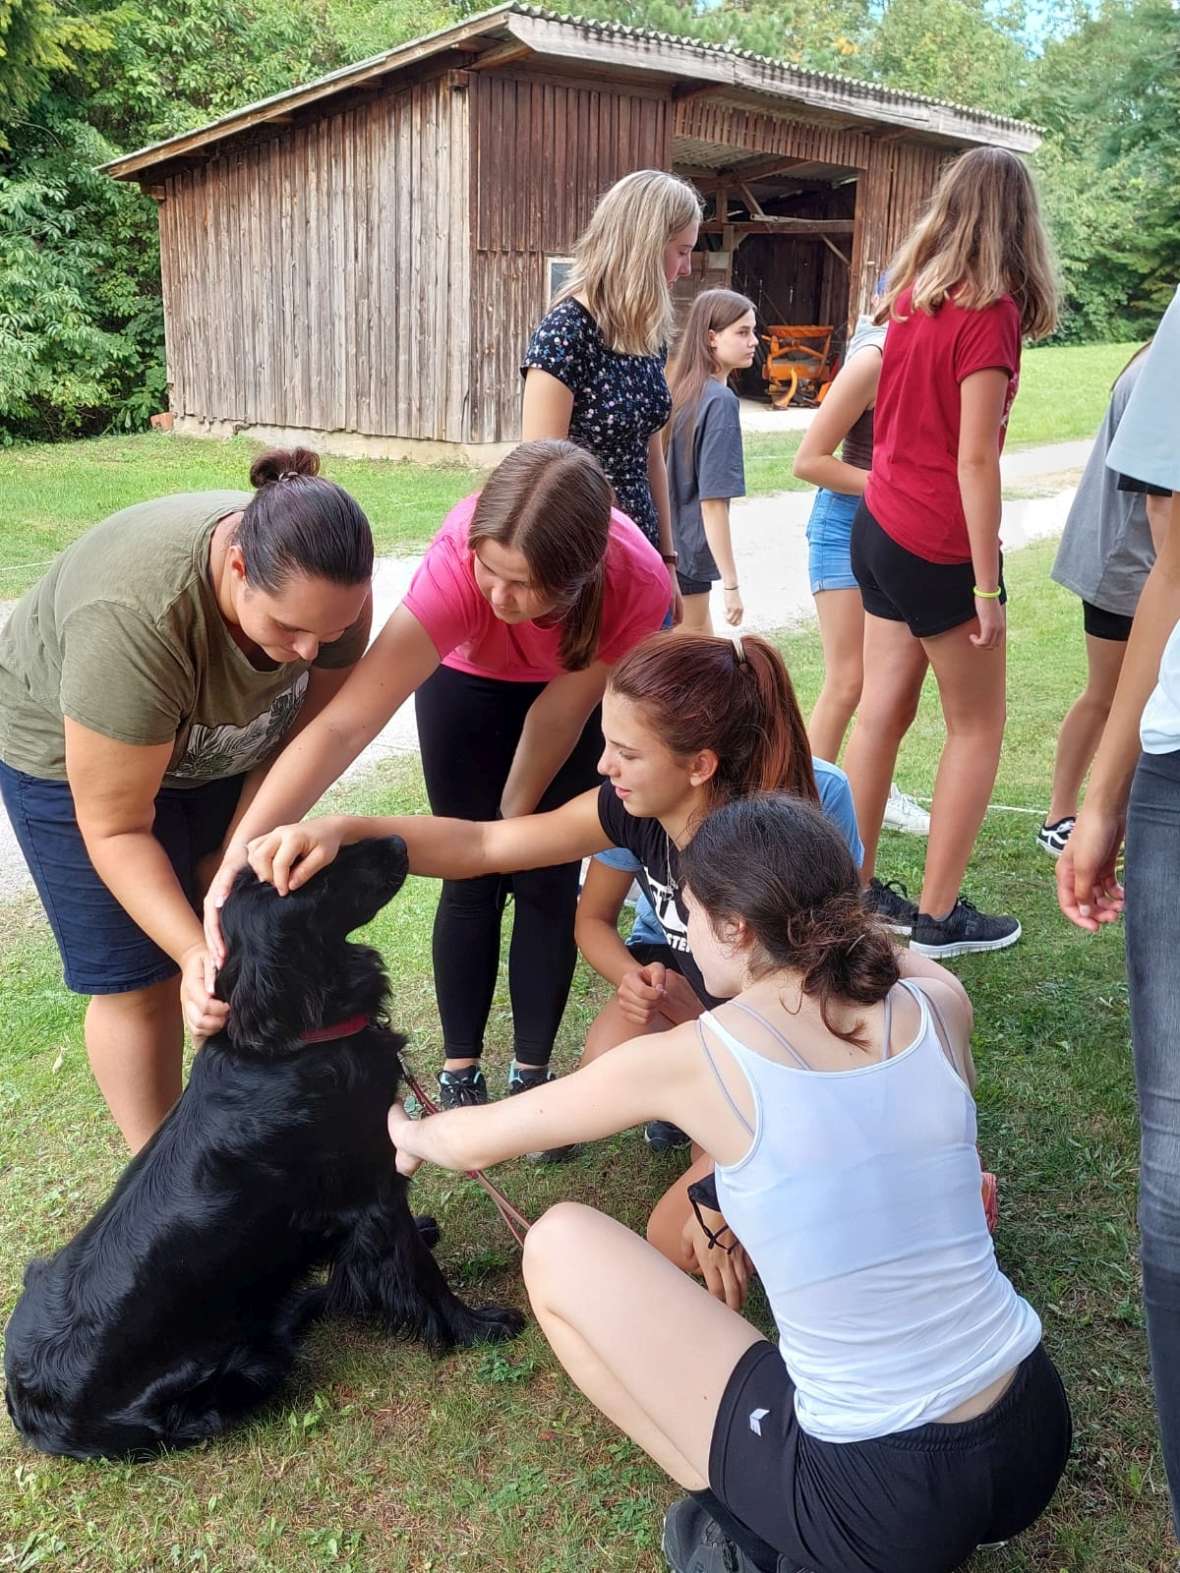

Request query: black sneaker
[
  {"left": 645, "top": 1120, "right": 691, "bottom": 1152},
  {"left": 910, "top": 897, "right": 1021, "bottom": 958},
  {"left": 1036, "top": 816, "right": 1075, "bottom": 859},
  {"left": 863, "top": 876, "right": 918, "bottom": 936},
  {"left": 661, "top": 1498, "right": 762, "bottom": 1573},
  {"left": 437, "top": 1066, "right": 488, "bottom": 1110},
  {"left": 507, "top": 1065, "right": 579, "bottom": 1164}
]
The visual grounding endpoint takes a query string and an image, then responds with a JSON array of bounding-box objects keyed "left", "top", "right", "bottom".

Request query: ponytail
[
  {"left": 680, "top": 795, "right": 900, "bottom": 1049},
  {"left": 608, "top": 632, "right": 816, "bottom": 810}
]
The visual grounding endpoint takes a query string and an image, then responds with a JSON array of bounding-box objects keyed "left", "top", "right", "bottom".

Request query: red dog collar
[{"left": 301, "top": 1014, "right": 372, "bottom": 1044}]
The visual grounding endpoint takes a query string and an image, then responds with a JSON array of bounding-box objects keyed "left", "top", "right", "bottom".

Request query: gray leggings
[{"left": 1126, "top": 746, "right": 1180, "bottom": 1534}]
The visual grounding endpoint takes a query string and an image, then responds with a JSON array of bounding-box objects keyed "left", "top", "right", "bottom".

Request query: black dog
[{"left": 4, "top": 835, "right": 522, "bottom": 1460}]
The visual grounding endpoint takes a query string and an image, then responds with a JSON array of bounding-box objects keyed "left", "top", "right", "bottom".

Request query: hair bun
[{"left": 249, "top": 447, "right": 321, "bottom": 489}]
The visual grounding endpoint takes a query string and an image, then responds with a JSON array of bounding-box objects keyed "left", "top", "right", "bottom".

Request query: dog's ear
[{"left": 216, "top": 886, "right": 332, "bottom": 1054}]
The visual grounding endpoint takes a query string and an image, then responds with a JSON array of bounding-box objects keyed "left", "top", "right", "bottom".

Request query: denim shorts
[
  {"left": 0, "top": 760, "right": 243, "bottom": 995},
  {"left": 805, "top": 487, "right": 861, "bottom": 593}
]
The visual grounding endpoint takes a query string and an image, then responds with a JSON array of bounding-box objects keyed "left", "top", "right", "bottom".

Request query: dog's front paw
[{"left": 450, "top": 1303, "right": 526, "bottom": 1347}]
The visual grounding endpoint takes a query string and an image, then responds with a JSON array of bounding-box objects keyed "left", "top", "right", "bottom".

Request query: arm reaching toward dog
[
  {"left": 389, "top": 1021, "right": 721, "bottom": 1176},
  {"left": 246, "top": 788, "right": 612, "bottom": 896}
]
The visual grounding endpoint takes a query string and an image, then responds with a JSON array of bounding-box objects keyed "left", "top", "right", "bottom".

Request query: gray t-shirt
[
  {"left": 1051, "top": 354, "right": 1154, "bottom": 617},
  {"left": 666, "top": 380, "right": 746, "bottom": 582}
]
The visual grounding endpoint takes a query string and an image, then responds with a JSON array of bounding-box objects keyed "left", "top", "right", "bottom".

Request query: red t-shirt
[
  {"left": 402, "top": 493, "right": 669, "bottom": 681},
  {"left": 865, "top": 288, "right": 1022, "bottom": 564}
]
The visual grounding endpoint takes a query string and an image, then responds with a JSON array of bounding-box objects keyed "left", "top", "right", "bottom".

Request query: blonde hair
[
  {"left": 557, "top": 170, "right": 703, "bottom": 356},
  {"left": 876, "top": 147, "right": 1058, "bottom": 341},
  {"left": 665, "top": 288, "right": 756, "bottom": 450}
]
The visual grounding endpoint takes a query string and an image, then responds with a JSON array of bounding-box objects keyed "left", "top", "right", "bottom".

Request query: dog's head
[{"left": 214, "top": 835, "right": 409, "bottom": 1055}]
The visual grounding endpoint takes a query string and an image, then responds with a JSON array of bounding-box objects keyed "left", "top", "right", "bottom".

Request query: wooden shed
[{"left": 104, "top": 3, "right": 1040, "bottom": 459}]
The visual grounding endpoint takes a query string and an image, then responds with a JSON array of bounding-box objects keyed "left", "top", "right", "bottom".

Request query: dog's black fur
[{"left": 4, "top": 836, "right": 523, "bottom": 1460}]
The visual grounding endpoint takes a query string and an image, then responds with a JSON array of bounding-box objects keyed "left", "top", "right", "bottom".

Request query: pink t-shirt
[
  {"left": 403, "top": 494, "right": 670, "bottom": 681},
  {"left": 865, "top": 287, "right": 1022, "bottom": 564}
]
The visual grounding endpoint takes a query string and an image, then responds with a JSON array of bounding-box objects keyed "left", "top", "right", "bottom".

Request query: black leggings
[{"left": 414, "top": 664, "right": 603, "bottom": 1067}]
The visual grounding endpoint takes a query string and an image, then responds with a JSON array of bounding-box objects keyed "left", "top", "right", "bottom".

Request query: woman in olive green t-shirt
[{"left": 0, "top": 447, "right": 373, "bottom": 1151}]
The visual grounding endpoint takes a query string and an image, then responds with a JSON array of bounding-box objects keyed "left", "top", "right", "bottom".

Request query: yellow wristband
[{"left": 973, "top": 585, "right": 1002, "bottom": 599}]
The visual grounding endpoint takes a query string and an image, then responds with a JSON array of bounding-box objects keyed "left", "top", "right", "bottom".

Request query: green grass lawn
[
  {"left": 0, "top": 341, "right": 1138, "bottom": 599},
  {"left": 0, "top": 538, "right": 1169, "bottom": 1571}
]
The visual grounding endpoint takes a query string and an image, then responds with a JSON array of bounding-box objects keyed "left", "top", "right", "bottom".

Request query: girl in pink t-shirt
[
  {"left": 206, "top": 441, "right": 669, "bottom": 1131},
  {"left": 841, "top": 147, "right": 1058, "bottom": 960}
]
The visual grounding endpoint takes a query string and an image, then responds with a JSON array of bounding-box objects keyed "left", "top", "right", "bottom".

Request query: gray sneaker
[
  {"left": 661, "top": 1498, "right": 762, "bottom": 1573},
  {"left": 863, "top": 876, "right": 918, "bottom": 936},
  {"left": 437, "top": 1066, "right": 488, "bottom": 1109},
  {"left": 910, "top": 897, "right": 1021, "bottom": 958},
  {"left": 507, "top": 1066, "right": 579, "bottom": 1164}
]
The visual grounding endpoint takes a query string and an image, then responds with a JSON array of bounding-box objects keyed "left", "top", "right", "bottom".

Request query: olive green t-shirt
[{"left": 0, "top": 492, "right": 370, "bottom": 787}]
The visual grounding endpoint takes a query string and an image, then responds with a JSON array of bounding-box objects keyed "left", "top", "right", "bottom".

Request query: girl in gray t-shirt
[
  {"left": 664, "top": 290, "right": 756, "bottom": 633},
  {"left": 1040, "top": 346, "right": 1163, "bottom": 856}
]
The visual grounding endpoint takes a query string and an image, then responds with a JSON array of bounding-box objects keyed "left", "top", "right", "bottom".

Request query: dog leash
[{"left": 401, "top": 1067, "right": 532, "bottom": 1249}]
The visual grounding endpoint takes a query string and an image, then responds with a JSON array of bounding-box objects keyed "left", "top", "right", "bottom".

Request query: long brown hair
[
  {"left": 680, "top": 794, "right": 899, "bottom": 1049},
  {"left": 468, "top": 440, "right": 612, "bottom": 671},
  {"left": 876, "top": 147, "right": 1057, "bottom": 341},
  {"left": 556, "top": 170, "right": 703, "bottom": 356},
  {"left": 608, "top": 633, "right": 817, "bottom": 814},
  {"left": 665, "top": 288, "right": 756, "bottom": 450}
]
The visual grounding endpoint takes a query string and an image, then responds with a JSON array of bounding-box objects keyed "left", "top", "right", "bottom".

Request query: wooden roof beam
[
  {"left": 699, "top": 217, "right": 854, "bottom": 237},
  {"left": 468, "top": 39, "right": 533, "bottom": 70}
]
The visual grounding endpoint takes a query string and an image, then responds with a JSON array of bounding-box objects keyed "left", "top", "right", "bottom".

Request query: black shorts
[
  {"left": 1083, "top": 599, "right": 1134, "bottom": 642},
  {"left": 710, "top": 1341, "right": 1071, "bottom": 1573},
  {"left": 1117, "top": 472, "right": 1171, "bottom": 498},
  {"left": 851, "top": 499, "right": 1006, "bottom": 639},
  {"left": 626, "top": 940, "right": 684, "bottom": 973},
  {"left": 676, "top": 568, "right": 714, "bottom": 598}
]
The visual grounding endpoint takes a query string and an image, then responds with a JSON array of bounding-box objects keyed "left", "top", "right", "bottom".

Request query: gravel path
[{"left": 0, "top": 440, "right": 1088, "bottom": 900}]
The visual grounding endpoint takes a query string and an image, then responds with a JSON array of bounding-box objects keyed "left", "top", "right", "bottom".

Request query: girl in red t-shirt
[{"left": 843, "top": 147, "right": 1057, "bottom": 958}]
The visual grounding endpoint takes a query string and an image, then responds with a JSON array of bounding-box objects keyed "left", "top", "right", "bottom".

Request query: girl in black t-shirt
[{"left": 242, "top": 631, "right": 821, "bottom": 1201}]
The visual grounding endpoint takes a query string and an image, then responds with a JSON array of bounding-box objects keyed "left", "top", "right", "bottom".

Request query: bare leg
[
  {"left": 647, "top": 1149, "right": 712, "bottom": 1271},
  {"left": 917, "top": 621, "right": 1007, "bottom": 918},
  {"left": 582, "top": 989, "right": 703, "bottom": 1066},
  {"left": 1047, "top": 632, "right": 1128, "bottom": 823},
  {"left": 842, "top": 615, "right": 928, "bottom": 884},
  {"left": 522, "top": 1202, "right": 765, "bottom": 1488},
  {"left": 85, "top": 977, "right": 184, "bottom": 1152},
  {"left": 808, "top": 588, "right": 865, "bottom": 763},
  {"left": 677, "top": 593, "right": 713, "bottom": 635}
]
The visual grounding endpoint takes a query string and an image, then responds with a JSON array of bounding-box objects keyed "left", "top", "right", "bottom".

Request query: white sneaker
[{"left": 882, "top": 783, "right": 930, "bottom": 836}]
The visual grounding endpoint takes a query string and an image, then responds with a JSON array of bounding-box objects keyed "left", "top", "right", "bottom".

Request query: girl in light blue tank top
[{"left": 391, "top": 794, "right": 1070, "bottom": 1573}]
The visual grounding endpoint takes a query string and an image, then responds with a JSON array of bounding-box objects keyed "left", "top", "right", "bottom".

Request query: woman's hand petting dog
[
  {"left": 179, "top": 941, "right": 228, "bottom": 1041},
  {"left": 246, "top": 816, "right": 347, "bottom": 896},
  {"left": 388, "top": 1102, "right": 424, "bottom": 1180}
]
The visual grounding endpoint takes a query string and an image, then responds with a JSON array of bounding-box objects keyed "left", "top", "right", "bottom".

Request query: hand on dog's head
[{"left": 213, "top": 836, "right": 409, "bottom": 1055}]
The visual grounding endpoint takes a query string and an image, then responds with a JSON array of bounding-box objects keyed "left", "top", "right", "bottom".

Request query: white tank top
[{"left": 705, "top": 980, "right": 1042, "bottom": 1444}]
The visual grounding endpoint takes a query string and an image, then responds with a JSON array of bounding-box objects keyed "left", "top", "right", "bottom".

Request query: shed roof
[{"left": 103, "top": 2, "right": 1039, "bottom": 182}]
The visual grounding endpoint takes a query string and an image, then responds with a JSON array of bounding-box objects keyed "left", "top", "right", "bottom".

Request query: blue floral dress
[{"left": 522, "top": 298, "right": 671, "bottom": 547}]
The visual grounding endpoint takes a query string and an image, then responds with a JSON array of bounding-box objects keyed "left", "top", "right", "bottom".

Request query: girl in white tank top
[{"left": 391, "top": 793, "right": 1071, "bottom": 1573}]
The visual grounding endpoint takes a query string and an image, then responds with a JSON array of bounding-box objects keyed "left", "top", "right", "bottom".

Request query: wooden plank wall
[
  {"left": 468, "top": 72, "right": 669, "bottom": 443},
  {"left": 159, "top": 75, "right": 470, "bottom": 442},
  {"left": 849, "top": 138, "right": 950, "bottom": 314}
]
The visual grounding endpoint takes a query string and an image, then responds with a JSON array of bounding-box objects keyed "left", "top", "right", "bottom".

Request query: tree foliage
[{"left": 0, "top": 0, "right": 1176, "bottom": 440}]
